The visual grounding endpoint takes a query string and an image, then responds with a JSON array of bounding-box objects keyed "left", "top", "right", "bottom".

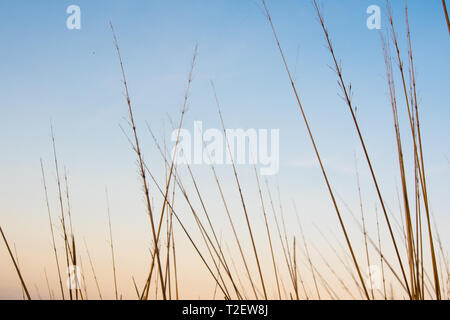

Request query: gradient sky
[{"left": 0, "top": 0, "right": 449, "bottom": 299}]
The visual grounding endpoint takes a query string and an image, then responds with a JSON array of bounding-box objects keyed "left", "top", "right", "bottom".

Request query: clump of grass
[
  {"left": 443, "top": 0, "right": 450, "bottom": 35},
  {"left": 40, "top": 159, "right": 64, "bottom": 299},
  {"left": 261, "top": 0, "right": 370, "bottom": 299},
  {"left": 0, "top": 226, "right": 31, "bottom": 300},
  {"left": 105, "top": 188, "right": 119, "bottom": 300},
  {"left": 212, "top": 82, "right": 268, "bottom": 300},
  {"left": 1, "top": 1, "right": 448, "bottom": 301}
]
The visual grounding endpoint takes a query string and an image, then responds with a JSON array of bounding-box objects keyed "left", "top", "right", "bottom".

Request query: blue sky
[
  {"left": 0, "top": 0, "right": 449, "bottom": 299},
  {"left": 0, "top": 0, "right": 448, "bottom": 164}
]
